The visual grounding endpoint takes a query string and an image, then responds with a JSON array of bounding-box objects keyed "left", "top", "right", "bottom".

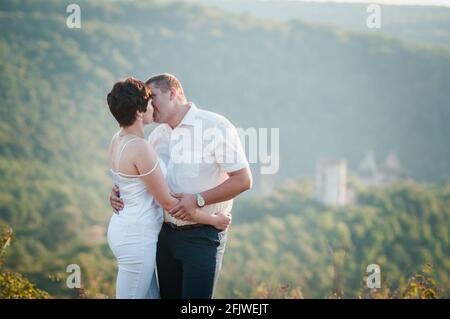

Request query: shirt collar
[{"left": 178, "top": 102, "right": 198, "bottom": 127}]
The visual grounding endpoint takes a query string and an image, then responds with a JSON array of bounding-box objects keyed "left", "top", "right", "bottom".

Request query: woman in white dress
[{"left": 106, "top": 77, "right": 230, "bottom": 299}]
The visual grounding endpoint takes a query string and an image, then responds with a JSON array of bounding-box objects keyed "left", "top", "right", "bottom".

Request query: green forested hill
[
  {"left": 216, "top": 179, "right": 450, "bottom": 298},
  {"left": 0, "top": 0, "right": 449, "bottom": 298},
  {"left": 192, "top": 0, "right": 450, "bottom": 47},
  {"left": 2, "top": 0, "right": 450, "bottom": 180}
]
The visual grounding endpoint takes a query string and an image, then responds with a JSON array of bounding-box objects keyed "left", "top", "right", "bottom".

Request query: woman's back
[{"left": 109, "top": 134, "right": 163, "bottom": 225}]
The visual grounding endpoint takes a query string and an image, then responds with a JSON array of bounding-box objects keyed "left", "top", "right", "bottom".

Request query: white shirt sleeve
[{"left": 213, "top": 120, "right": 249, "bottom": 173}]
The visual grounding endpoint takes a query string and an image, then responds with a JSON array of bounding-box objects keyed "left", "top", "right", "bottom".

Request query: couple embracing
[{"left": 106, "top": 74, "right": 252, "bottom": 299}]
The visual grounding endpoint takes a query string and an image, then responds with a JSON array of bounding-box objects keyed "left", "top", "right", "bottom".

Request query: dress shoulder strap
[{"left": 112, "top": 137, "right": 159, "bottom": 178}]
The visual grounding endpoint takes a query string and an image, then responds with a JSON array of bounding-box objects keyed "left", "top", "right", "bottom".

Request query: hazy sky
[{"left": 291, "top": 0, "right": 450, "bottom": 6}]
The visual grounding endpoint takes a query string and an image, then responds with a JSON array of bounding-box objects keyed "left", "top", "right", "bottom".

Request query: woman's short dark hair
[{"left": 107, "top": 77, "right": 152, "bottom": 127}]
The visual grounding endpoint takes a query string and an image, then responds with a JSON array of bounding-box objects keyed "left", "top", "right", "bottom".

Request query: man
[{"left": 110, "top": 73, "right": 252, "bottom": 298}]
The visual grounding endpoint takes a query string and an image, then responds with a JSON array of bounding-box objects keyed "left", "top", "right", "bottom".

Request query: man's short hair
[{"left": 145, "top": 73, "right": 185, "bottom": 97}]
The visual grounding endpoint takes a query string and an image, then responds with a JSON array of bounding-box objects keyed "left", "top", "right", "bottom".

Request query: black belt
[{"left": 164, "top": 222, "right": 206, "bottom": 231}]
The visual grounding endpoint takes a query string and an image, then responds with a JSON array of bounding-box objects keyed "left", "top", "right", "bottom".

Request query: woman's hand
[
  {"left": 176, "top": 210, "right": 232, "bottom": 231},
  {"left": 210, "top": 212, "right": 232, "bottom": 231},
  {"left": 110, "top": 184, "right": 124, "bottom": 213}
]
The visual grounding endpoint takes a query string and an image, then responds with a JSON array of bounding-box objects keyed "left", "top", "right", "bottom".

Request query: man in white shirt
[{"left": 110, "top": 73, "right": 252, "bottom": 298}]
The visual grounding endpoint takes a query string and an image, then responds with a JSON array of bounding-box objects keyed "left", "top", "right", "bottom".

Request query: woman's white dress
[{"left": 107, "top": 138, "right": 166, "bottom": 299}]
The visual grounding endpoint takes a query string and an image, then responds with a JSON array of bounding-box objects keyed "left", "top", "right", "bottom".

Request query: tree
[{"left": 0, "top": 225, "right": 50, "bottom": 299}]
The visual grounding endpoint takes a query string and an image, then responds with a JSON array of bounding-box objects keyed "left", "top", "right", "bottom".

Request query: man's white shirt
[{"left": 148, "top": 103, "right": 249, "bottom": 226}]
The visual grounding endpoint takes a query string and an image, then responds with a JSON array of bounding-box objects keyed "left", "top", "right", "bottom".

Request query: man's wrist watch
[{"left": 195, "top": 193, "right": 206, "bottom": 208}]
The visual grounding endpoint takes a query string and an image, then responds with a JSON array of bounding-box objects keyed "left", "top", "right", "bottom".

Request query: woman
[{"left": 106, "top": 77, "right": 230, "bottom": 299}]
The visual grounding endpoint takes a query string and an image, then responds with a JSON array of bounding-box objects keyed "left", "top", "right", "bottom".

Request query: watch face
[{"left": 197, "top": 194, "right": 205, "bottom": 207}]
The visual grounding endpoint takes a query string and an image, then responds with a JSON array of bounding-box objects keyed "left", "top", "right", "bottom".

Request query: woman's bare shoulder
[
  {"left": 109, "top": 131, "right": 122, "bottom": 150},
  {"left": 127, "top": 137, "right": 156, "bottom": 157}
]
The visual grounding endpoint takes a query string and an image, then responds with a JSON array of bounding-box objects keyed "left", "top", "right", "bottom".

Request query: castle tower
[{"left": 315, "top": 159, "right": 347, "bottom": 206}]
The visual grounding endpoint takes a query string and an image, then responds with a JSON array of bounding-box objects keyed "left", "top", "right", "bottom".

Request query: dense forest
[
  {"left": 2, "top": 178, "right": 448, "bottom": 298},
  {"left": 0, "top": 0, "right": 449, "bottom": 298},
  {"left": 216, "top": 178, "right": 449, "bottom": 298}
]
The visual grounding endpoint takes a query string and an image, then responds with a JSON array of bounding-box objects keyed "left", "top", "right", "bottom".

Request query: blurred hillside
[
  {"left": 216, "top": 178, "right": 450, "bottom": 298},
  {"left": 191, "top": 0, "right": 450, "bottom": 47}
]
